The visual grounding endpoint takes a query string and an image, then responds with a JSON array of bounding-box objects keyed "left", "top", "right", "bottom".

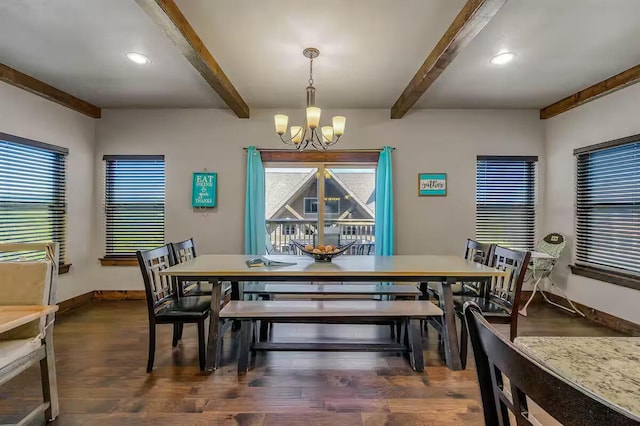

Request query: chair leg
[
  {"left": 147, "top": 323, "right": 156, "bottom": 373},
  {"left": 197, "top": 320, "right": 206, "bottom": 371},
  {"left": 172, "top": 323, "right": 183, "bottom": 347},
  {"left": 40, "top": 322, "right": 59, "bottom": 421},
  {"left": 460, "top": 319, "right": 469, "bottom": 370}
]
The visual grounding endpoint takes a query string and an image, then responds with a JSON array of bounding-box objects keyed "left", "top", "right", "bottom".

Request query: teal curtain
[
  {"left": 244, "top": 146, "right": 266, "bottom": 255},
  {"left": 375, "top": 146, "right": 394, "bottom": 256}
]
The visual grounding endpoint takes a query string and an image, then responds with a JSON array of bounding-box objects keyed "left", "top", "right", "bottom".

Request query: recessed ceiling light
[
  {"left": 490, "top": 51, "right": 516, "bottom": 65},
  {"left": 126, "top": 52, "right": 151, "bottom": 65}
]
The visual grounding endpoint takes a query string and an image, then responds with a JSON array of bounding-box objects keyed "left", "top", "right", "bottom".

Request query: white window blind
[
  {"left": 575, "top": 138, "right": 640, "bottom": 275},
  {"left": 476, "top": 156, "right": 537, "bottom": 250},
  {"left": 0, "top": 133, "right": 67, "bottom": 262},
  {"left": 104, "top": 155, "right": 165, "bottom": 257}
]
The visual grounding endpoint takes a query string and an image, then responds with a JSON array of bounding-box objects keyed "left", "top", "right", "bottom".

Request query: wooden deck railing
[{"left": 266, "top": 219, "right": 375, "bottom": 254}]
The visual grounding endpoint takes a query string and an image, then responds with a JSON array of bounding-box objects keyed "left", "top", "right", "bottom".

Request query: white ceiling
[
  {"left": 0, "top": 0, "right": 226, "bottom": 108},
  {"left": 417, "top": 0, "right": 640, "bottom": 109},
  {"left": 0, "top": 0, "right": 639, "bottom": 111},
  {"left": 174, "top": 0, "right": 466, "bottom": 109}
]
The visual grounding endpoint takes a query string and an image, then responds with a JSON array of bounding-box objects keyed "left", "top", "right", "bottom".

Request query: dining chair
[
  {"left": 425, "top": 239, "right": 495, "bottom": 299},
  {"left": 455, "top": 246, "right": 530, "bottom": 369},
  {"left": 171, "top": 238, "right": 208, "bottom": 296},
  {"left": 463, "top": 302, "right": 639, "bottom": 426},
  {"left": 137, "top": 245, "right": 211, "bottom": 372},
  {"left": 0, "top": 242, "right": 59, "bottom": 423}
]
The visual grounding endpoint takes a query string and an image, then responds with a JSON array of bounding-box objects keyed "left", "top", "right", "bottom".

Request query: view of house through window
[{"left": 265, "top": 165, "right": 376, "bottom": 254}]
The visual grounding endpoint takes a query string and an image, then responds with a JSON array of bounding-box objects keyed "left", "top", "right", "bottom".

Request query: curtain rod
[{"left": 243, "top": 147, "right": 395, "bottom": 152}]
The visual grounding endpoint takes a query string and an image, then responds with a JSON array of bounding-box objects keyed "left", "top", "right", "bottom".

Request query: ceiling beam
[
  {"left": 390, "top": 0, "right": 507, "bottom": 119},
  {"left": 540, "top": 64, "right": 640, "bottom": 120},
  {"left": 0, "top": 63, "right": 101, "bottom": 118},
  {"left": 135, "top": 0, "right": 250, "bottom": 118}
]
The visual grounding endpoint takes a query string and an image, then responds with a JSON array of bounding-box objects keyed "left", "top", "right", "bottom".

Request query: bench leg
[
  {"left": 238, "top": 320, "right": 252, "bottom": 375},
  {"left": 406, "top": 318, "right": 424, "bottom": 372},
  {"left": 259, "top": 320, "right": 269, "bottom": 342}
]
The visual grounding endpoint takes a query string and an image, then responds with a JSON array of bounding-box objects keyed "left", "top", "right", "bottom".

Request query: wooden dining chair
[
  {"left": 455, "top": 246, "right": 530, "bottom": 369},
  {"left": 137, "top": 245, "right": 211, "bottom": 372},
  {"left": 463, "top": 302, "right": 640, "bottom": 426},
  {"left": 171, "top": 238, "right": 209, "bottom": 297},
  {"left": 425, "top": 239, "right": 495, "bottom": 300}
]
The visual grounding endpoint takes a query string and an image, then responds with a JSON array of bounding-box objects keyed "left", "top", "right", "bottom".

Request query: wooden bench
[
  {"left": 243, "top": 283, "right": 422, "bottom": 300},
  {"left": 220, "top": 300, "right": 443, "bottom": 374}
]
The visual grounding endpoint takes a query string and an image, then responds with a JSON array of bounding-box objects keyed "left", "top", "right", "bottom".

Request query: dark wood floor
[{"left": 0, "top": 300, "right": 623, "bottom": 426}]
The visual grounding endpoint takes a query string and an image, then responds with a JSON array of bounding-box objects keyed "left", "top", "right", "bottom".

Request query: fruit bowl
[{"left": 290, "top": 240, "right": 356, "bottom": 262}]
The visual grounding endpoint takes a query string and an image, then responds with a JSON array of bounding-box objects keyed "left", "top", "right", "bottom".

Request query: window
[
  {"left": 303, "top": 197, "right": 340, "bottom": 215},
  {"left": 0, "top": 134, "right": 67, "bottom": 263},
  {"left": 304, "top": 197, "right": 318, "bottom": 214},
  {"left": 104, "top": 155, "right": 165, "bottom": 258},
  {"left": 575, "top": 138, "right": 640, "bottom": 276},
  {"left": 476, "top": 156, "right": 537, "bottom": 251}
]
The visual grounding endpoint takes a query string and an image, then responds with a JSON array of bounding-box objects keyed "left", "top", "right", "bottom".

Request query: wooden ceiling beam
[
  {"left": 540, "top": 64, "right": 640, "bottom": 119},
  {"left": 0, "top": 63, "right": 101, "bottom": 118},
  {"left": 135, "top": 0, "right": 250, "bottom": 118},
  {"left": 390, "top": 0, "right": 507, "bottom": 119}
]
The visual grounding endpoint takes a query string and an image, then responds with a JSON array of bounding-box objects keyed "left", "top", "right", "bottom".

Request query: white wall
[
  {"left": 0, "top": 82, "right": 97, "bottom": 302},
  {"left": 94, "top": 108, "right": 544, "bottom": 290},
  {"left": 544, "top": 83, "right": 640, "bottom": 324}
]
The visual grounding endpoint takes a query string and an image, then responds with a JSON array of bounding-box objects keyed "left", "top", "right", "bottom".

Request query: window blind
[
  {"left": 104, "top": 155, "right": 165, "bottom": 257},
  {"left": 576, "top": 141, "right": 640, "bottom": 275},
  {"left": 0, "top": 137, "right": 67, "bottom": 262},
  {"left": 476, "top": 156, "right": 537, "bottom": 251}
]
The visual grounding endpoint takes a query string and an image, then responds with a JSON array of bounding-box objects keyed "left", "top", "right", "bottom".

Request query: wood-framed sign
[
  {"left": 192, "top": 172, "right": 217, "bottom": 207},
  {"left": 418, "top": 173, "right": 447, "bottom": 196}
]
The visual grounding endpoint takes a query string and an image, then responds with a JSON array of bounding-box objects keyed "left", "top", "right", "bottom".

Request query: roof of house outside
[{"left": 265, "top": 168, "right": 376, "bottom": 220}]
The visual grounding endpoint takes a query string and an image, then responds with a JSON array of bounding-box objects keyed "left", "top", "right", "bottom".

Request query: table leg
[
  {"left": 205, "top": 279, "right": 222, "bottom": 371},
  {"left": 439, "top": 277, "right": 462, "bottom": 370}
]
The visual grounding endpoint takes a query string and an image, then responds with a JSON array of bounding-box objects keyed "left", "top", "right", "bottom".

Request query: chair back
[
  {"left": 0, "top": 243, "right": 58, "bottom": 339},
  {"left": 464, "top": 239, "right": 494, "bottom": 265},
  {"left": 137, "top": 245, "right": 176, "bottom": 317},
  {"left": 171, "top": 238, "right": 197, "bottom": 263},
  {"left": 487, "top": 246, "right": 530, "bottom": 313},
  {"left": 463, "top": 303, "right": 640, "bottom": 426},
  {"left": 461, "top": 240, "right": 495, "bottom": 295}
]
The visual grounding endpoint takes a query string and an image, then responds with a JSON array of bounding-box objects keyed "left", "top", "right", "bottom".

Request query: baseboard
[
  {"left": 541, "top": 291, "right": 640, "bottom": 336},
  {"left": 58, "top": 290, "right": 145, "bottom": 315},
  {"left": 93, "top": 290, "right": 146, "bottom": 301},
  {"left": 58, "top": 291, "right": 94, "bottom": 315}
]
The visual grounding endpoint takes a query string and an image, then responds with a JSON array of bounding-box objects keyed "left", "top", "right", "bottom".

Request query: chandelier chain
[{"left": 308, "top": 56, "right": 314, "bottom": 86}]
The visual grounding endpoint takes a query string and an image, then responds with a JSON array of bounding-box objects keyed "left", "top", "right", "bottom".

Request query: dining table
[
  {"left": 515, "top": 336, "right": 640, "bottom": 421},
  {"left": 160, "top": 254, "right": 509, "bottom": 371}
]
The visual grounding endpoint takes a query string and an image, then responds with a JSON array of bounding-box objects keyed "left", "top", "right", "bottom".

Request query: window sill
[
  {"left": 570, "top": 264, "right": 640, "bottom": 291},
  {"left": 59, "top": 263, "right": 71, "bottom": 275},
  {"left": 99, "top": 257, "right": 138, "bottom": 267}
]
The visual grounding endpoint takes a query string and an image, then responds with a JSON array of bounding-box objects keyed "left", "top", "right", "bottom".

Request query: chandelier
[{"left": 274, "top": 48, "right": 346, "bottom": 150}]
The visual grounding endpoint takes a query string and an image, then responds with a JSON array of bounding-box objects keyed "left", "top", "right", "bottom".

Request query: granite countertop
[{"left": 515, "top": 336, "right": 640, "bottom": 419}]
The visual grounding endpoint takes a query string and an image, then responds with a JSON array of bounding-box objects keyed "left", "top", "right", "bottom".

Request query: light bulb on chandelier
[{"left": 274, "top": 48, "right": 346, "bottom": 150}]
